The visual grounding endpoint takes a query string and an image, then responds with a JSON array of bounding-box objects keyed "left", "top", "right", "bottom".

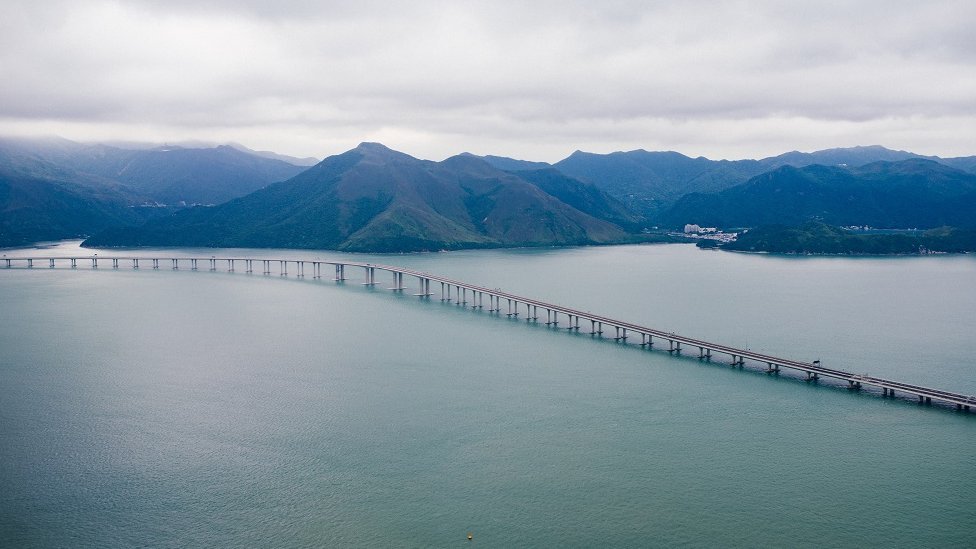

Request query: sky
[{"left": 1, "top": 0, "right": 974, "bottom": 162}]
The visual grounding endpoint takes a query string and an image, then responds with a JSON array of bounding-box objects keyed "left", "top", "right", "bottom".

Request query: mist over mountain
[
  {"left": 0, "top": 146, "right": 163, "bottom": 247},
  {"left": 550, "top": 145, "right": 976, "bottom": 219},
  {"left": 225, "top": 143, "right": 320, "bottom": 167},
  {"left": 84, "top": 143, "right": 633, "bottom": 252},
  {"left": 5, "top": 136, "right": 976, "bottom": 253},
  {"left": 661, "top": 159, "right": 976, "bottom": 229},
  {"left": 0, "top": 137, "right": 308, "bottom": 205}
]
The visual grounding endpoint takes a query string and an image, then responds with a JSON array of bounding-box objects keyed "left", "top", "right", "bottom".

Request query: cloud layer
[{"left": 1, "top": 0, "right": 974, "bottom": 161}]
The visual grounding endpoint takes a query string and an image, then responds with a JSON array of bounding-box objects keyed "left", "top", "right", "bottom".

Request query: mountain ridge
[{"left": 83, "top": 143, "right": 634, "bottom": 252}]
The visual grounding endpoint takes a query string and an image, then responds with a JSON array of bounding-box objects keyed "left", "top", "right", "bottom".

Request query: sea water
[{"left": 1, "top": 242, "right": 973, "bottom": 547}]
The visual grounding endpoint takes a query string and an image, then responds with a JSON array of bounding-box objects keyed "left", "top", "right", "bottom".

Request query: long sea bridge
[{"left": 4, "top": 254, "right": 974, "bottom": 412}]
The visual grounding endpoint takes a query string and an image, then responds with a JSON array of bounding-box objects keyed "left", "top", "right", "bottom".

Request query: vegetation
[
  {"left": 84, "top": 143, "right": 636, "bottom": 252},
  {"left": 723, "top": 222, "right": 976, "bottom": 254},
  {"left": 551, "top": 146, "right": 976, "bottom": 220},
  {"left": 662, "top": 159, "right": 976, "bottom": 230}
]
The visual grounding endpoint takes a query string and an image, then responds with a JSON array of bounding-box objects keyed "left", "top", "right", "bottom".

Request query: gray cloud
[{"left": 1, "top": 0, "right": 974, "bottom": 161}]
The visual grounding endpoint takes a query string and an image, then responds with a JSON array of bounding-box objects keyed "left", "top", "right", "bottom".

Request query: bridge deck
[{"left": 4, "top": 255, "right": 974, "bottom": 411}]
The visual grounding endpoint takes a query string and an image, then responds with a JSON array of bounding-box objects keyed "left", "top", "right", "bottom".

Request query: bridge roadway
[{"left": 4, "top": 255, "right": 975, "bottom": 412}]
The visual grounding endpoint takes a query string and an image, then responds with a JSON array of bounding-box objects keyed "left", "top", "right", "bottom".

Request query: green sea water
[{"left": 1, "top": 242, "right": 974, "bottom": 547}]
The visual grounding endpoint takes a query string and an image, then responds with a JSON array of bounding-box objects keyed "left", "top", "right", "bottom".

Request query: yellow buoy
[{"left": 467, "top": 532, "right": 473, "bottom": 540}]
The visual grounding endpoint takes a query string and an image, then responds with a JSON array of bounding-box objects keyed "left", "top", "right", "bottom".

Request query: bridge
[{"left": 4, "top": 254, "right": 974, "bottom": 412}]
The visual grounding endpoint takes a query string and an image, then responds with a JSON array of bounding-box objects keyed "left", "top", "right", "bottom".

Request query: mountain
[
  {"left": 552, "top": 145, "right": 976, "bottom": 219},
  {"left": 0, "top": 137, "right": 309, "bottom": 205},
  {"left": 513, "top": 168, "right": 642, "bottom": 230},
  {"left": 475, "top": 154, "right": 552, "bottom": 172},
  {"left": 723, "top": 222, "right": 976, "bottom": 254},
  {"left": 761, "top": 145, "right": 922, "bottom": 169},
  {"left": 226, "top": 143, "right": 320, "bottom": 166},
  {"left": 51, "top": 144, "right": 307, "bottom": 205},
  {"left": 660, "top": 159, "right": 976, "bottom": 229},
  {"left": 554, "top": 150, "right": 768, "bottom": 216},
  {"left": 0, "top": 147, "right": 162, "bottom": 247},
  {"left": 84, "top": 143, "right": 633, "bottom": 252}
]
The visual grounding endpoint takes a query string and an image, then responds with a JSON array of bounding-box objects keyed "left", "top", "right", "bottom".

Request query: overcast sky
[{"left": 1, "top": 0, "right": 974, "bottom": 161}]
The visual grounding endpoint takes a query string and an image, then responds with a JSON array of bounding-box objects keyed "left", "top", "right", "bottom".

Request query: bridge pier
[
  {"left": 361, "top": 267, "right": 376, "bottom": 285},
  {"left": 227, "top": 259, "right": 235, "bottom": 273},
  {"left": 414, "top": 277, "right": 431, "bottom": 297},
  {"left": 849, "top": 380, "right": 862, "bottom": 390},
  {"left": 49, "top": 258, "right": 55, "bottom": 268},
  {"left": 614, "top": 327, "right": 627, "bottom": 341},
  {"left": 92, "top": 257, "right": 98, "bottom": 268},
  {"left": 246, "top": 259, "right": 254, "bottom": 274},
  {"left": 4, "top": 259, "right": 9, "bottom": 268},
  {"left": 807, "top": 372, "right": 819, "bottom": 382},
  {"left": 171, "top": 258, "right": 178, "bottom": 270},
  {"left": 766, "top": 362, "right": 780, "bottom": 374},
  {"left": 152, "top": 258, "right": 159, "bottom": 270},
  {"left": 668, "top": 340, "right": 680, "bottom": 354},
  {"left": 388, "top": 271, "right": 404, "bottom": 290},
  {"left": 132, "top": 258, "right": 139, "bottom": 269},
  {"left": 590, "top": 320, "right": 603, "bottom": 336},
  {"left": 568, "top": 315, "right": 579, "bottom": 330},
  {"left": 27, "top": 258, "right": 33, "bottom": 268},
  {"left": 190, "top": 258, "right": 197, "bottom": 271}
]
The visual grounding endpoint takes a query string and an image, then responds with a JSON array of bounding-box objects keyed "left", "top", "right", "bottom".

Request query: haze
[{"left": 1, "top": 0, "right": 974, "bottom": 161}]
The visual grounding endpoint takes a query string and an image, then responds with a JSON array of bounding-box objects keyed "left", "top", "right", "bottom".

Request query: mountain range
[
  {"left": 0, "top": 137, "right": 310, "bottom": 247},
  {"left": 3, "top": 136, "right": 975, "bottom": 252},
  {"left": 661, "top": 159, "right": 976, "bottom": 229},
  {"left": 84, "top": 143, "right": 637, "bottom": 252},
  {"left": 480, "top": 145, "right": 976, "bottom": 218}
]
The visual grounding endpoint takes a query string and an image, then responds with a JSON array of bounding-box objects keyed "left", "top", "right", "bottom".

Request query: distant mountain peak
[{"left": 355, "top": 142, "right": 394, "bottom": 153}]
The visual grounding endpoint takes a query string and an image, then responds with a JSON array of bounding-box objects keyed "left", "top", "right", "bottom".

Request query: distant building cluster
[
  {"left": 681, "top": 223, "right": 737, "bottom": 242},
  {"left": 683, "top": 224, "right": 718, "bottom": 234}
]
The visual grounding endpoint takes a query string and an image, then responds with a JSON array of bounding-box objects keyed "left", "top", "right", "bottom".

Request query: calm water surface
[{"left": 1, "top": 241, "right": 974, "bottom": 547}]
